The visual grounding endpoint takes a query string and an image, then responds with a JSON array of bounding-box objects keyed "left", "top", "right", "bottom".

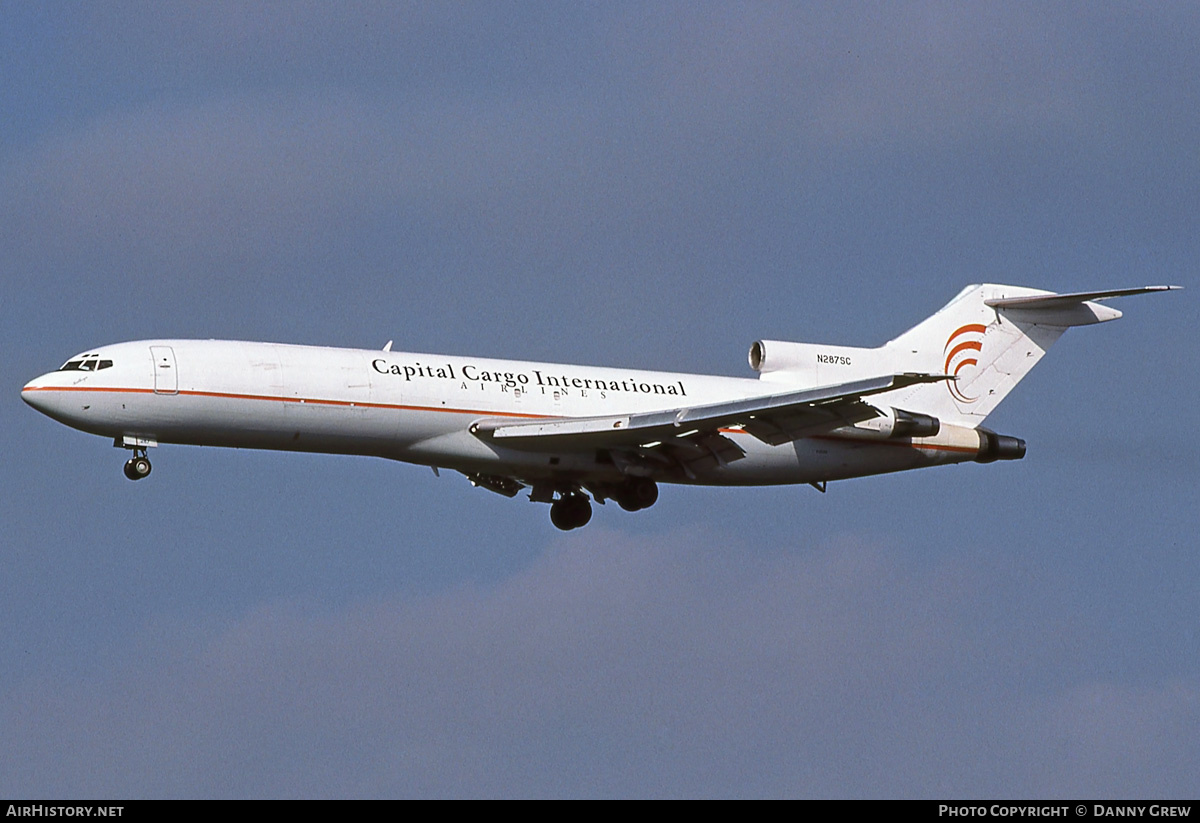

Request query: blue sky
[{"left": 1, "top": 2, "right": 1196, "bottom": 797}]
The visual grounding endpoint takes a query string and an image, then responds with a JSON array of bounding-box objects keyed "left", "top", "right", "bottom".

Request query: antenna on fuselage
[{"left": 382, "top": 340, "right": 393, "bottom": 352}]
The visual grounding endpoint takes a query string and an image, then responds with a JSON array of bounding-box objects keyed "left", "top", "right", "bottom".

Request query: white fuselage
[{"left": 21, "top": 339, "right": 982, "bottom": 488}]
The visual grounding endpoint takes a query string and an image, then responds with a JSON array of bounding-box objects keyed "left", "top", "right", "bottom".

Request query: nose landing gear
[{"left": 122, "top": 449, "right": 152, "bottom": 481}]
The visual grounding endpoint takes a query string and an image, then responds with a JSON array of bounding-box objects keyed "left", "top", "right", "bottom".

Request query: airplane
[{"left": 21, "top": 283, "right": 1177, "bottom": 530}]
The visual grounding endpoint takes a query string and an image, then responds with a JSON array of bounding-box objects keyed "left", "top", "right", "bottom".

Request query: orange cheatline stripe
[
  {"left": 719, "top": 426, "right": 979, "bottom": 454},
  {"left": 816, "top": 433, "right": 979, "bottom": 453},
  {"left": 21, "top": 385, "right": 556, "bottom": 422},
  {"left": 25, "top": 387, "right": 982, "bottom": 454},
  {"left": 23, "top": 385, "right": 148, "bottom": 394}
]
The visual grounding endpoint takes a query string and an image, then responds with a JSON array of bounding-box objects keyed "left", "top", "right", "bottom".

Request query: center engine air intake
[{"left": 748, "top": 338, "right": 889, "bottom": 385}]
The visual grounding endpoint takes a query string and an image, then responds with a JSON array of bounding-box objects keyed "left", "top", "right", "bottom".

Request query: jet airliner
[{"left": 22, "top": 283, "right": 1176, "bottom": 529}]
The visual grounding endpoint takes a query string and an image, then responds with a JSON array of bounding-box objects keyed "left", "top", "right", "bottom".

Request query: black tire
[
  {"left": 129, "top": 456, "right": 152, "bottom": 480},
  {"left": 550, "top": 498, "right": 574, "bottom": 530},
  {"left": 550, "top": 495, "right": 592, "bottom": 530},
  {"left": 570, "top": 496, "right": 592, "bottom": 528},
  {"left": 617, "top": 478, "right": 658, "bottom": 511},
  {"left": 631, "top": 478, "right": 658, "bottom": 509}
]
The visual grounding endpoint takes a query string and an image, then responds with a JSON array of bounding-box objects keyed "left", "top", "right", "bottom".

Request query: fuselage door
[{"left": 151, "top": 345, "right": 178, "bottom": 395}]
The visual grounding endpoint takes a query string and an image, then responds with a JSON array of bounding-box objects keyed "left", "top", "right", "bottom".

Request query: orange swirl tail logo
[{"left": 943, "top": 323, "right": 987, "bottom": 403}]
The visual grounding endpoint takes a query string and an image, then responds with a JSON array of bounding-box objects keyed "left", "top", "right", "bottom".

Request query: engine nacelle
[
  {"left": 750, "top": 339, "right": 865, "bottom": 374},
  {"left": 749, "top": 339, "right": 801, "bottom": 373},
  {"left": 850, "top": 407, "right": 941, "bottom": 439},
  {"left": 975, "top": 428, "right": 1027, "bottom": 463},
  {"left": 748, "top": 339, "right": 895, "bottom": 385}
]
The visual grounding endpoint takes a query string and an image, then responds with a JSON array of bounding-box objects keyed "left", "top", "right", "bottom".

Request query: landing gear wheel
[
  {"left": 123, "top": 455, "right": 152, "bottom": 481},
  {"left": 550, "top": 494, "right": 592, "bottom": 530},
  {"left": 616, "top": 478, "right": 658, "bottom": 511},
  {"left": 550, "top": 499, "right": 572, "bottom": 530}
]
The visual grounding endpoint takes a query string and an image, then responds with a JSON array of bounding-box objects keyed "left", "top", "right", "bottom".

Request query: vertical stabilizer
[{"left": 874, "top": 284, "right": 1175, "bottom": 425}]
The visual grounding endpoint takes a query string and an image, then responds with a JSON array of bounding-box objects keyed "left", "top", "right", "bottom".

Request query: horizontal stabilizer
[
  {"left": 985, "top": 285, "right": 1180, "bottom": 310},
  {"left": 981, "top": 285, "right": 1180, "bottom": 327}
]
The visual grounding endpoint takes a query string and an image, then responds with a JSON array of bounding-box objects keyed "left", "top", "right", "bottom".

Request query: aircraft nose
[{"left": 21, "top": 375, "right": 57, "bottom": 415}]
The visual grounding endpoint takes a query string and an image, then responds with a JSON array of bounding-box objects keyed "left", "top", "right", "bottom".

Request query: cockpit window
[{"left": 58, "top": 354, "right": 112, "bottom": 372}]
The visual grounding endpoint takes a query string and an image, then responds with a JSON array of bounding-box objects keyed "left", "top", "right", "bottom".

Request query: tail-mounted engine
[
  {"left": 749, "top": 339, "right": 884, "bottom": 383},
  {"left": 853, "top": 407, "right": 941, "bottom": 439},
  {"left": 835, "top": 406, "right": 941, "bottom": 441}
]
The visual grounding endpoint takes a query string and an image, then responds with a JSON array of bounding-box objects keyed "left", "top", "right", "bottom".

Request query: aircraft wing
[{"left": 471, "top": 373, "right": 948, "bottom": 478}]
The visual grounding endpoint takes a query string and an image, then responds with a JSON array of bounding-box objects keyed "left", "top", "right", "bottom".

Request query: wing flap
[
  {"left": 739, "top": 397, "right": 880, "bottom": 446},
  {"left": 472, "top": 372, "right": 948, "bottom": 452}
]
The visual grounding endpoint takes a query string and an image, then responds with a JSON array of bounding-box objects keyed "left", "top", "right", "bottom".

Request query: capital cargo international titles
[{"left": 372, "top": 359, "right": 687, "bottom": 397}]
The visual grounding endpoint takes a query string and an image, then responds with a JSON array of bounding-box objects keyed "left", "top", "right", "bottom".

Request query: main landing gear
[
  {"left": 471, "top": 474, "right": 660, "bottom": 530},
  {"left": 546, "top": 479, "right": 659, "bottom": 530},
  {"left": 122, "top": 449, "right": 152, "bottom": 481},
  {"left": 550, "top": 493, "right": 592, "bottom": 531},
  {"left": 614, "top": 477, "right": 658, "bottom": 512}
]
